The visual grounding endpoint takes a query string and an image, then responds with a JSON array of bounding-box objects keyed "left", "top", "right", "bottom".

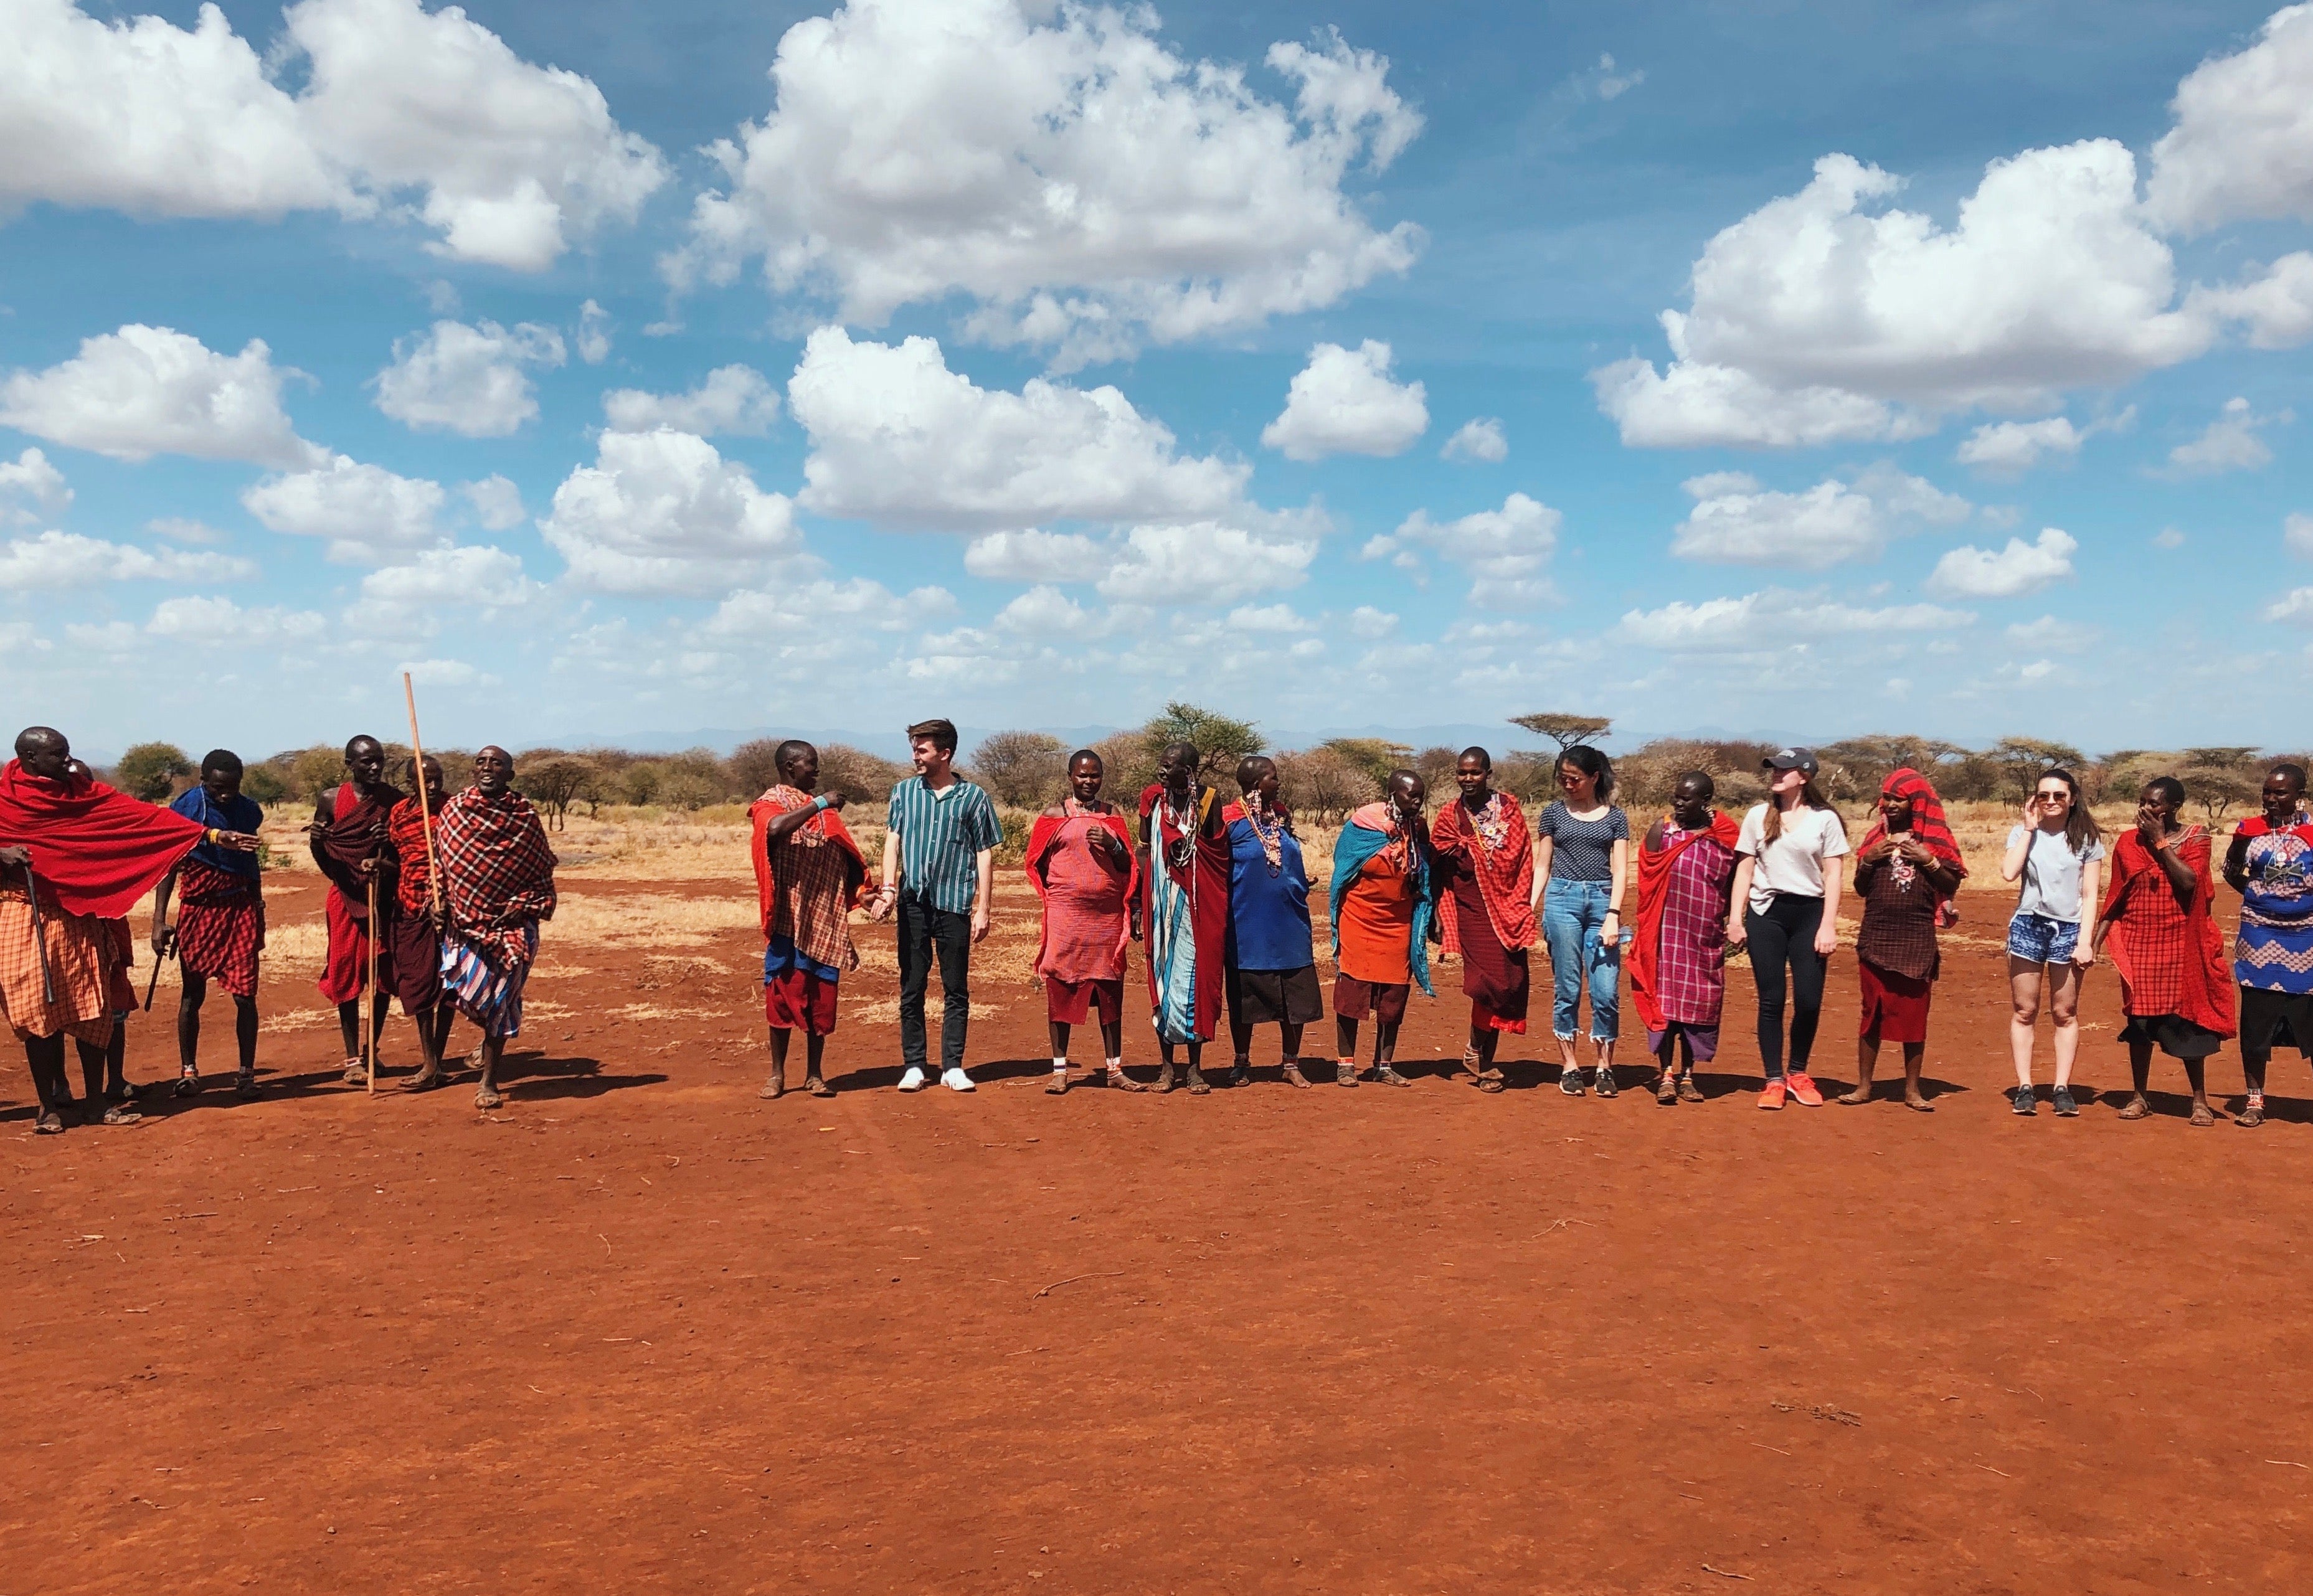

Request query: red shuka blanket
[
  {"left": 0, "top": 758, "right": 203, "bottom": 918},
  {"left": 1630, "top": 810, "right": 1742, "bottom": 1034},
  {"left": 1856, "top": 766, "right": 1967, "bottom": 924},
  {"left": 2099, "top": 826, "right": 2235, "bottom": 1036},
  {"left": 749, "top": 786, "right": 866, "bottom": 969},
  {"left": 436, "top": 786, "right": 558, "bottom": 970},
  {"left": 1429, "top": 791, "right": 1536, "bottom": 956},
  {"left": 1026, "top": 806, "right": 1140, "bottom": 983}
]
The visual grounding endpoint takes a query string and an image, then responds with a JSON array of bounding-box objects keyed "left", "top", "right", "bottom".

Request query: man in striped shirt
[{"left": 868, "top": 719, "right": 1003, "bottom": 1092}]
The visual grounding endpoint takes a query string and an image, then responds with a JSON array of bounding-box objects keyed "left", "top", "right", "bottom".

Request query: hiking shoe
[
  {"left": 1676, "top": 1075, "right": 1705, "bottom": 1103},
  {"left": 2010, "top": 1084, "right": 2036, "bottom": 1117},
  {"left": 1592, "top": 1065, "right": 1619, "bottom": 1098},
  {"left": 1757, "top": 1079, "right": 1787, "bottom": 1111},
  {"left": 1786, "top": 1071, "right": 1823, "bottom": 1107},
  {"left": 897, "top": 1065, "right": 927, "bottom": 1093},
  {"left": 2051, "top": 1085, "right": 2078, "bottom": 1118},
  {"left": 1655, "top": 1073, "right": 1679, "bottom": 1105},
  {"left": 1558, "top": 1067, "right": 1585, "bottom": 1097},
  {"left": 941, "top": 1067, "right": 976, "bottom": 1093}
]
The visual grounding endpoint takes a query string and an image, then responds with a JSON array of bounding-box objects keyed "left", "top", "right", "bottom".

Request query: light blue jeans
[{"left": 1542, "top": 879, "right": 1620, "bottom": 1042}]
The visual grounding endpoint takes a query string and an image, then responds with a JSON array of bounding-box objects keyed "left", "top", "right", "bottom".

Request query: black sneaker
[
  {"left": 1591, "top": 1065, "right": 1619, "bottom": 1098},
  {"left": 1558, "top": 1067, "right": 1585, "bottom": 1097},
  {"left": 2051, "top": 1085, "right": 2078, "bottom": 1118},
  {"left": 2010, "top": 1084, "right": 2036, "bottom": 1116}
]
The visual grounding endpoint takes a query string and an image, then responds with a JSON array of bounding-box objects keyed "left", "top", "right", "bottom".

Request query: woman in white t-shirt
[
  {"left": 1999, "top": 768, "right": 2104, "bottom": 1118},
  {"left": 1726, "top": 747, "right": 1848, "bottom": 1110}
]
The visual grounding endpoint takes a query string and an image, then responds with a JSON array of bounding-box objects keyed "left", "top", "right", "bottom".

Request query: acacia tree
[
  {"left": 1988, "top": 737, "right": 2087, "bottom": 801},
  {"left": 2180, "top": 747, "right": 2263, "bottom": 824},
  {"left": 523, "top": 755, "right": 602, "bottom": 830},
  {"left": 1510, "top": 713, "right": 1611, "bottom": 753},
  {"left": 1143, "top": 702, "right": 1262, "bottom": 781}
]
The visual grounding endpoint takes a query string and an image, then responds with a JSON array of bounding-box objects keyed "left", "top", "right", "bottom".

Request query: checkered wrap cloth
[
  {"left": 0, "top": 884, "right": 116, "bottom": 1043},
  {"left": 435, "top": 786, "right": 557, "bottom": 971},
  {"left": 174, "top": 857, "right": 264, "bottom": 998},
  {"left": 750, "top": 786, "right": 864, "bottom": 973}
]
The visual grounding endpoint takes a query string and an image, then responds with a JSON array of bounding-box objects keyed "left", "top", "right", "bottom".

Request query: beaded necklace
[{"left": 1244, "top": 792, "right": 1286, "bottom": 876}]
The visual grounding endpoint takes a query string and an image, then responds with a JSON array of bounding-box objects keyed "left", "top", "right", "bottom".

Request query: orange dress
[{"left": 1335, "top": 851, "right": 1417, "bottom": 986}]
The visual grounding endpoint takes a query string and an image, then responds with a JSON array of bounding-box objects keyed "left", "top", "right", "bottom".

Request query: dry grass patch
[
  {"left": 848, "top": 998, "right": 1003, "bottom": 1027},
  {"left": 549, "top": 892, "right": 757, "bottom": 948}
]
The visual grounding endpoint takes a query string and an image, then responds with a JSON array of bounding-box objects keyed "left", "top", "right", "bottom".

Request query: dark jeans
[
  {"left": 897, "top": 896, "right": 972, "bottom": 1072},
  {"left": 1747, "top": 894, "right": 1826, "bottom": 1079}
]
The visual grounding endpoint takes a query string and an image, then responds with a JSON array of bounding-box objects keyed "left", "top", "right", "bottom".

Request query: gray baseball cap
[{"left": 1762, "top": 747, "right": 1819, "bottom": 777}]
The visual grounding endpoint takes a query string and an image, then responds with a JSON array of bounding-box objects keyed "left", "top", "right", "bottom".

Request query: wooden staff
[
  {"left": 141, "top": 904, "right": 173, "bottom": 1012},
  {"left": 365, "top": 874, "right": 378, "bottom": 1095},
  {"left": 403, "top": 672, "right": 445, "bottom": 918}
]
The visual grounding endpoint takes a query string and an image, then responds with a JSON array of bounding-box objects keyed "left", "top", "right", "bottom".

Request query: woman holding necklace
[
  {"left": 2095, "top": 776, "right": 2235, "bottom": 1125},
  {"left": 1138, "top": 741, "right": 1232, "bottom": 1093},
  {"left": 1726, "top": 747, "right": 1847, "bottom": 1110},
  {"left": 1222, "top": 755, "right": 1323, "bottom": 1087},
  {"left": 1531, "top": 744, "right": 1630, "bottom": 1096},
  {"left": 1431, "top": 747, "right": 1536, "bottom": 1092}
]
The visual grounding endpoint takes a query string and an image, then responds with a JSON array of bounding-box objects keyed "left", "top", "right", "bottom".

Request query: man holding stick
[
  {"left": 308, "top": 735, "right": 402, "bottom": 1085},
  {"left": 151, "top": 750, "right": 268, "bottom": 1097},
  {"left": 434, "top": 747, "right": 557, "bottom": 1109},
  {"left": 388, "top": 755, "right": 456, "bottom": 1091},
  {"left": 0, "top": 727, "right": 232, "bottom": 1133},
  {"left": 750, "top": 740, "right": 866, "bottom": 1099}
]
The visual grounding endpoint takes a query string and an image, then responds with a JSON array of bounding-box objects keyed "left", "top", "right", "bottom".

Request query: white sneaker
[
  {"left": 897, "top": 1065, "right": 927, "bottom": 1092},
  {"left": 941, "top": 1067, "right": 976, "bottom": 1093}
]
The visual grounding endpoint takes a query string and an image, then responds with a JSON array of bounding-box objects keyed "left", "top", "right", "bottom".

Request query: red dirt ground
[{"left": 6, "top": 871, "right": 2311, "bottom": 1594}]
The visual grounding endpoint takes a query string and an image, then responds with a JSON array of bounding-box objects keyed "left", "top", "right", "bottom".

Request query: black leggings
[{"left": 1747, "top": 894, "right": 1826, "bottom": 1079}]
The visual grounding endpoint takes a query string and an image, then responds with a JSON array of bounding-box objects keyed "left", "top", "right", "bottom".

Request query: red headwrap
[
  {"left": 0, "top": 758, "right": 205, "bottom": 918},
  {"left": 1858, "top": 767, "right": 1965, "bottom": 923}
]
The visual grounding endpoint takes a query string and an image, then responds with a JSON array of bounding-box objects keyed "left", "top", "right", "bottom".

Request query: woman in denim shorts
[{"left": 2000, "top": 769, "right": 2104, "bottom": 1117}]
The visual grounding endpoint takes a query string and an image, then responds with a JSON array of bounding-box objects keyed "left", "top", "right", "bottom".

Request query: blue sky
[{"left": 4, "top": 0, "right": 2309, "bottom": 761}]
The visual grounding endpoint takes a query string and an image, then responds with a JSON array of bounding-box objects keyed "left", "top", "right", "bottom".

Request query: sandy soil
[{"left": 6, "top": 847, "right": 2312, "bottom": 1594}]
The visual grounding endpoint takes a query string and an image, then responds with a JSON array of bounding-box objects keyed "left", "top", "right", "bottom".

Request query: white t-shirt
[
  {"left": 1736, "top": 802, "right": 1850, "bottom": 913},
  {"left": 2008, "top": 824, "right": 2106, "bottom": 923}
]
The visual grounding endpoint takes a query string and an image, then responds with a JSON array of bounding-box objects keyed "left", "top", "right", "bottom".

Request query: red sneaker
[
  {"left": 1786, "top": 1071, "right": 1825, "bottom": 1107},
  {"left": 1757, "top": 1079, "right": 1787, "bottom": 1111}
]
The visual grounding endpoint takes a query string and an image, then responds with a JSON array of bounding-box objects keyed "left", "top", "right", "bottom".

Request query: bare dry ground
[{"left": 6, "top": 802, "right": 2310, "bottom": 1594}]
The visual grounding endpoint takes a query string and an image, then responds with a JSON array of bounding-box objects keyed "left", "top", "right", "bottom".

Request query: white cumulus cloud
[
  {"left": 540, "top": 427, "right": 802, "bottom": 597},
  {"left": 360, "top": 544, "right": 539, "bottom": 608},
  {"left": 1672, "top": 464, "right": 1970, "bottom": 569},
  {"left": 373, "top": 318, "right": 565, "bottom": 437},
  {"left": 603, "top": 366, "right": 780, "bottom": 437},
  {"left": 0, "top": 324, "right": 323, "bottom": 467},
  {"left": 575, "top": 299, "right": 612, "bottom": 364},
  {"left": 788, "top": 326, "right": 1248, "bottom": 529},
  {"left": 241, "top": 453, "right": 446, "bottom": 561},
  {"left": 1440, "top": 417, "right": 1507, "bottom": 464},
  {"left": 1593, "top": 144, "right": 2215, "bottom": 446},
  {"left": 668, "top": 0, "right": 1422, "bottom": 366},
  {"left": 2144, "top": 4, "right": 2313, "bottom": 233},
  {"left": 0, "top": 448, "right": 73, "bottom": 520},
  {"left": 144, "top": 593, "right": 328, "bottom": 645},
  {"left": 2, "top": 0, "right": 666, "bottom": 270},
  {"left": 1615, "top": 588, "right": 1974, "bottom": 651},
  {"left": 1926, "top": 527, "right": 2078, "bottom": 599},
  {"left": 2164, "top": 395, "right": 2289, "bottom": 475},
  {"left": 1376, "top": 492, "right": 1562, "bottom": 608},
  {"left": 962, "top": 529, "right": 1111, "bottom": 583},
  {"left": 460, "top": 475, "right": 527, "bottom": 531},
  {"left": 1094, "top": 523, "right": 1317, "bottom": 606},
  {"left": 0, "top": 530, "right": 253, "bottom": 588},
  {"left": 1260, "top": 340, "right": 1427, "bottom": 461}
]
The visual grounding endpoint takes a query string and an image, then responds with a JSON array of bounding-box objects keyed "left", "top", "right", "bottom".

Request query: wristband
[{"left": 811, "top": 795, "right": 831, "bottom": 813}]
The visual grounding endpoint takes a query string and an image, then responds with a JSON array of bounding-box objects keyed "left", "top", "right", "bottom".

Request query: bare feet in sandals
[
  {"left": 475, "top": 1086, "right": 504, "bottom": 1110},
  {"left": 1046, "top": 1068, "right": 1070, "bottom": 1095},
  {"left": 759, "top": 1069, "right": 785, "bottom": 1100},
  {"left": 805, "top": 1075, "right": 834, "bottom": 1098},
  {"left": 2116, "top": 1093, "right": 2150, "bottom": 1120},
  {"left": 1107, "top": 1064, "right": 1147, "bottom": 1092},
  {"left": 1282, "top": 1061, "right": 1313, "bottom": 1089}
]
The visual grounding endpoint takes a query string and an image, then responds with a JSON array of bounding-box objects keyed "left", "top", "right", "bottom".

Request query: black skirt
[{"left": 1226, "top": 963, "right": 1324, "bottom": 1027}]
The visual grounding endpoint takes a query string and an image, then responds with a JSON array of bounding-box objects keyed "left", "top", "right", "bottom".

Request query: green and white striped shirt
[{"left": 886, "top": 777, "right": 1003, "bottom": 915}]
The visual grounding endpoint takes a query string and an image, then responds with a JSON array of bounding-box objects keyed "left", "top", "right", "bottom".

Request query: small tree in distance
[
  {"left": 113, "top": 742, "right": 194, "bottom": 801},
  {"left": 1143, "top": 702, "right": 1262, "bottom": 781},
  {"left": 1510, "top": 713, "right": 1611, "bottom": 753},
  {"left": 969, "top": 730, "right": 1069, "bottom": 808}
]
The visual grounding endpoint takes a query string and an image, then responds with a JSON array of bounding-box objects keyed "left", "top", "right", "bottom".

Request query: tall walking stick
[
  {"left": 141, "top": 908, "right": 173, "bottom": 1012},
  {"left": 402, "top": 673, "right": 445, "bottom": 918},
  {"left": 365, "top": 874, "right": 379, "bottom": 1095}
]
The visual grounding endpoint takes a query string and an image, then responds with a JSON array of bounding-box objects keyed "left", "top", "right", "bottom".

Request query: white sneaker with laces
[
  {"left": 897, "top": 1065, "right": 927, "bottom": 1092},
  {"left": 941, "top": 1066, "right": 976, "bottom": 1093}
]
